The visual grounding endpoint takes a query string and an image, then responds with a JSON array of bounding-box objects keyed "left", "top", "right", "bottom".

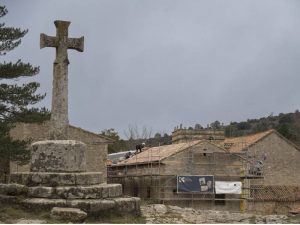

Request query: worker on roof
[
  {"left": 136, "top": 142, "right": 145, "bottom": 153},
  {"left": 125, "top": 151, "right": 132, "bottom": 159}
]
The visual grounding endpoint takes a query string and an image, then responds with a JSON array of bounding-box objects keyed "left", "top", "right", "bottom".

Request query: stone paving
[{"left": 141, "top": 204, "right": 299, "bottom": 224}]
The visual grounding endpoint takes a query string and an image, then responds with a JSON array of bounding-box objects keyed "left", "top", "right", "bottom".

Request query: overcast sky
[{"left": 2, "top": 0, "right": 300, "bottom": 138}]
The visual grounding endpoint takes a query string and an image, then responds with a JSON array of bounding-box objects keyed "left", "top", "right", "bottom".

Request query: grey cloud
[{"left": 2, "top": 0, "right": 300, "bottom": 137}]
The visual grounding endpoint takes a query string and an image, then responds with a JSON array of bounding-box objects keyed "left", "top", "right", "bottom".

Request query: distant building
[{"left": 172, "top": 127, "right": 225, "bottom": 144}]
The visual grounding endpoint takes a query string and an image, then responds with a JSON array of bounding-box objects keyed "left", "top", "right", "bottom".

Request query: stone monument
[
  {"left": 31, "top": 20, "right": 86, "bottom": 173},
  {"left": 0, "top": 20, "right": 140, "bottom": 220}
]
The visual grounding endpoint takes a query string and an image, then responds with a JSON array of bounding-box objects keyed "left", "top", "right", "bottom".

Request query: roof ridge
[
  {"left": 224, "top": 129, "right": 274, "bottom": 142},
  {"left": 69, "top": 124, "right": 115, "bottom": 142}
]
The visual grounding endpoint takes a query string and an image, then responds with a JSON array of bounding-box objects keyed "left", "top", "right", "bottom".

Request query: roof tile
[
  {"left": 117, "top": 140, "right": 200, "bottom": 165},
  {"left": 220, "top": 130, "right": 274, "bottom": 153}
]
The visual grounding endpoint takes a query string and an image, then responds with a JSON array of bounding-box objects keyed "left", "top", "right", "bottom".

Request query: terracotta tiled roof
[
  {"left": 251, "top": 185, "right": 300, "bottom": 201},
  {"left": 116, "top": 140, "right": 201, "bottom": 166},
  {"left": 221, "top": 130, "right": 274, "bottom": 153}
]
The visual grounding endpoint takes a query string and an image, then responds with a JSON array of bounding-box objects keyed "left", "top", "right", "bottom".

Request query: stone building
[
  {"left": 108, "top": 129, "right": 300, "bottom": 214},
  {"left": 0, "top": 121, "right": 112, "bottom": 182},
  {"left": 222, "top": 130, "right": 300, "bottom": 214},
  {"left": 172, "top": 127, "right": 225, "bottom": 144}
]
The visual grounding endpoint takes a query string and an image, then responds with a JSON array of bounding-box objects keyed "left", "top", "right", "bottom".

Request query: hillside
[
  {"left": 225, "top": 110, "right": 300, "bottom": 146},
  {"left": 104, "top": 110, "right": 300, "bottom": 153}
]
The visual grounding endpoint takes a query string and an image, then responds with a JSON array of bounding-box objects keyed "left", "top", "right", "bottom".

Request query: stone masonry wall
[
  {"left": 247, "top": 201, "right": 300, "bottom": 215},
  {"left": 248, "top": 132, "right": 300, "bottom": 186},
  {"left": 162, "top": 142, "right": 243, "bottom": 177},
  {"left": 9, "top": 122, "right": 108, "bottom": 177}
]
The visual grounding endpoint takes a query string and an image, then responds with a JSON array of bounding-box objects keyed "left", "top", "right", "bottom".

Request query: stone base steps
[
  {"left": 28, "top": 184, "right": 122, "bottom": 199},
  {"left": 1, "top": 172, "right": 141, "bottom": 216},
  {"left": 0, "top": 183, "right": 122, "bottom": 199},
  {"left": 21, "top": 197, "right": 140, "bottom": 214},
  {"left": 10, "top": 172, "right": 104, "bottom": 187},
  {"left": 51, "top": 207, "right": 87, "bottom": 222}
]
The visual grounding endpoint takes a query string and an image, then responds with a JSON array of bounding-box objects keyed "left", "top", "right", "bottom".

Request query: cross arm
[
  {"left": 68, "top": 37, "right": 84, "bottom": 52},
  {"left": 40, "top": 33, "right": 57, "bottom": 49}
]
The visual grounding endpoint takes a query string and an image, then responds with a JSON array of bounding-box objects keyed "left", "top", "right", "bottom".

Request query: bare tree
[
  {"left": 141, "top": 125, "right": 152, "bottom": 139},
  {"left": 124, "top": 124, "right": 152, "bottom": 140}
]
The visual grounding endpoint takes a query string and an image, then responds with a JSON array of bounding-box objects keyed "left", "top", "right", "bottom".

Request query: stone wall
[
  {"left": 247, "top": 201, "right": 300, "bottom": 215},
  {"left": 172, "top": 129, "right": 225, "bottom": 144},
  {"left": 9, "top": 122, "right": 109, "bottom": 178},
  {"left": 247, "top": 132, "right": 300, "bottom": 186},
  {"left": 161, "top": 142, "right": 243, "bottom": 177}
]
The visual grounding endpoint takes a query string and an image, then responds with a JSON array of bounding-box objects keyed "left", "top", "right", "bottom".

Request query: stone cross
[{"left": 40, "top": 20, "right": 84, "bottom": 140}]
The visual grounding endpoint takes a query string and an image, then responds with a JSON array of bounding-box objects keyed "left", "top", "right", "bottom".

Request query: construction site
[{"left": 108, "top": 128, "right": 300, "bottom": 214}]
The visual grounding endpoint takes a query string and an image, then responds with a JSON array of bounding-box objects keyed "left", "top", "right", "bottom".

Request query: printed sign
[
  {"left": 215, "top": 181, "right": 242, "bottom": 194},
  {"left": 177, "top": 175, "right": 214, "bottom": 193}
]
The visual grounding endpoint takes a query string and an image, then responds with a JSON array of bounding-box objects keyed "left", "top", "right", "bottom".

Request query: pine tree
[{"left": 0, "top": 5, "right": 50, "bottom": 167}]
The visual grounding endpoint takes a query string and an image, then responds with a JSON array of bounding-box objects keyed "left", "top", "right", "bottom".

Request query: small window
[
  {"left": 147, "top": 187, "right": 151, "bottom": 199},
  {"left": 133, "top": 185, "right": 139, "bottom": 197},
  {"left": 215, "top": 194, "right": 226, "bottom": 205},
  {"left": 203, "top": 153, "right": 207, "bottom": 156}
]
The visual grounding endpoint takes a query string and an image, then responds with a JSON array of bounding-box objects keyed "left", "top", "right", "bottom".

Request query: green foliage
[
  {"left": 194, "top": 123, "right": 203, "bottom": 130},
  {"left": 0, "top": 5, "right": 50, "bottom": 163},
  {"left": 100, "top": 128, "right": 120, "bottom": 141},
  {"left": 100, "top": 128, "right": 129, "bottom": 153},
  {"left": 0, "top": 122, "right": 29, "bottom": 162},
  {"left": 210, "top": 120, "right": 221, "bottom": 129},
  {"left": 0, "top": 6, "right": 28, "bottom": 56},
  {"left": 225, "top": 111, "right": 300, "bottom": 146},
  {"left": 0, "top": 60, "right": 39, "bottom": 79},
  {"left": 237, "top": 121, "right": 251, "bottom": 130}
]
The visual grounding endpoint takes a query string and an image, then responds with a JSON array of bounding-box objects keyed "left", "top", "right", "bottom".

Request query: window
[
  {"left": 133, "top": 185, "right": 139, "bottom": 197},
  {"left": 215, "top": 194, "right": 226, "bottom": 205},
  {"left": 147, "top": 187, "right": 151, "bottom": 199}
]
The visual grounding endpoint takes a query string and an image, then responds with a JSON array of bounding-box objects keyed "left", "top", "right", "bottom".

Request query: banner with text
[{"left": 177, "top": 175, "right": 214, "bottom": 193}]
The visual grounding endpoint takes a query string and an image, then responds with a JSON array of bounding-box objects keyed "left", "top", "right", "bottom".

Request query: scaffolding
[{"left": 107, "top": 139, "right": 265, "bottom": 211}]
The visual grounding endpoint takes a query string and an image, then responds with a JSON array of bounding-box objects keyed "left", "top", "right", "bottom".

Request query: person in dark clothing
[
  {"left": 136, "top": 142, "right": 145, "bottom": 153},
  {"left": 125, "top": 151, "right": 132, "bottom": 159}
]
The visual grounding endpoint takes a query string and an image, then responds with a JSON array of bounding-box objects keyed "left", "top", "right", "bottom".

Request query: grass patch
[
  {"left": 0, "top": 206, "right": 62, "bottom": 224},
  {"left": 85, "top": 212, "right": 146, "bottom": 224},
  {"left": 0, "top": 206, "right": 29, "bottom": 222},
  {"left": 288, "top": 214, "right": 300, "bottom": 223},
  {"left": 86, "top": 211, "right": 146, "bottom": 224}
]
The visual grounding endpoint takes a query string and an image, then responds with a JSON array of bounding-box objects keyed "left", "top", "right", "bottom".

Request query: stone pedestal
[
  {"left": 31, "top": 140, "right": 86, "bottom": 172},
  {"left": 10, "top": 172, "right": 104, "bottom": 187}
]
